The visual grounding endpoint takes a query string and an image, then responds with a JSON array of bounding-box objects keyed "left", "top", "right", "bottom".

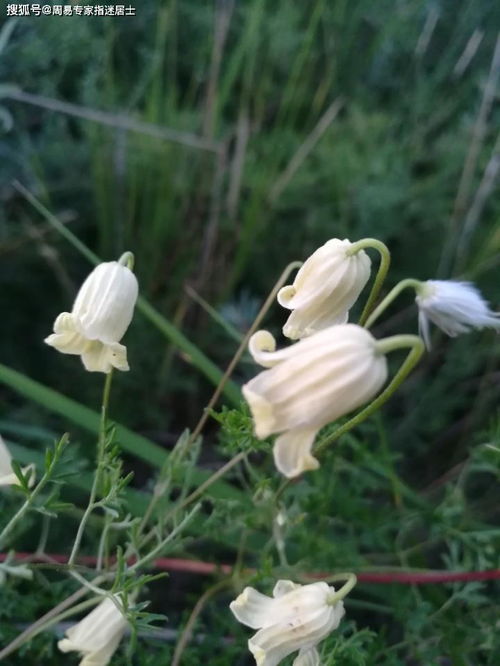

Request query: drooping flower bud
[
  {"left": 242, "top": 324, "right": 388, "bottom": 478},
  {"left": 45, "top": 257, "right": 138, "bottom": 373},
  {"left": 230, "top": 579, "right": 345, "bottom": 666},
  {"left": 277, "top": 239, "right": 371, "bottom": 340},
  {"left": 0, "top": 435, "right": 35, "bottom": 488},
  {"left": 58, "top": 596, "right": 128, "bottom": 666},
  {"left": 415, "top": 280, "right": 500, "bottom": 349}
]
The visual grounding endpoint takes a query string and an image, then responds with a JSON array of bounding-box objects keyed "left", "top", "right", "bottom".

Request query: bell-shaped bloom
[
  {"left": 242, "top": 324, "right": 387, "bottom": 478},
  {"left": 278, "top": 239, "right": 371, "bottom": 340},
  {"left": 416, "top": 280, "right": 500, "bottom": 349},
  {"left": 58, "top": 596, "right": 128, "bottom": 666},
  {"left": 230, "top": 579, "right": 345, "bottom": 666},
  {"left": 45, "top": 260, "right": 138, "bottom": 373},
  {"left": 0, "top": 435, "right": 35, "bottom": 488}
]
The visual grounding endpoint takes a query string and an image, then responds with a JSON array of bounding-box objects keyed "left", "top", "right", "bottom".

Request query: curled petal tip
[{"left": 277, "top": 285, "right": 296, "bottom": 308}]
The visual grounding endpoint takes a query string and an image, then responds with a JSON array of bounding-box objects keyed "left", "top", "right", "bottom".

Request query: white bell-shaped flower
[
  {"left": 230, "top": 579, "right": 345, "bottom": 666},
  {"left": 242, "top": 324, "right": 388, "bottom": 478},
  {"left": 0, "top": 435, "right": 35, "bottom": 488},
  {"left": 415, "top": 280, "right": 500, "bottom": 349},
  {"left": 58, "top": 596, "right": 128, "bottom": 666},
  {"left": 45, "top": 258, "right": 138, "bottom": 373},
  {"left": 278, "top": 238, "right": 371, "bottom": 340}
]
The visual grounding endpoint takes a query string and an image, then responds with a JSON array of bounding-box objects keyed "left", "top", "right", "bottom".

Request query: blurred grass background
[{"left": 0, "top": 1, "right": 499, "bottom": 663}]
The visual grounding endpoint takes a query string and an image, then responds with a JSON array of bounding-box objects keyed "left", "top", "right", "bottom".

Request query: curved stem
[
  {"left": 326, "top": 573, "right": 357, "bottom": 604},
  {"left": 68, "top": 370, "right": 113, "bottom": 567},
  {"left": 171, "top": 578, "right": 232, "bottom": 666},
  {"left": 364, "top": 278, "right": 422, "bottom": 329},
  {"left": 118, "top": 251, "right": 135, "bottom": 270},
  {"left": 347, "top": 238, "right": 391, "bottom": 326},
  {"left": 188, "top": 261, "right": 303, "bottom": 446},
  {"left": 314, "top": 336, "right": 424, "bottom": 457}
]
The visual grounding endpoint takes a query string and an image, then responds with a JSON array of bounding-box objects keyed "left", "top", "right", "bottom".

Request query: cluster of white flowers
[{"left": 36, "top": 241, "right": 498, "bottom": 666}]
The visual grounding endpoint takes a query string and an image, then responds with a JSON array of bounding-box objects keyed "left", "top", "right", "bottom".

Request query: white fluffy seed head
[{"left": 416, "top": 280, "right": 500, "bottom": 349}]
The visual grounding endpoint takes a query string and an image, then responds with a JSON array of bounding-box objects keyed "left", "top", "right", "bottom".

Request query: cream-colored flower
[
  {"left": 58, "top": 596, "right": 128, "bottom": 666},
  {"left": 243, "top": 324, "right": 387, "bottom": 478},
  {"left": 278, "top": 239, "right": 371, "bottom": 340},
  {"left": 45, "top": 259, "right": 138, "bottom": 373},
  {"left": 230, "top": 579, "right": 345, "bottom": 666},
  {"left": 0, "top": 435, "right": 35, "bottom": 488},
  {"left": 416, "top": 280, "right": 500, "bottom": 349}
]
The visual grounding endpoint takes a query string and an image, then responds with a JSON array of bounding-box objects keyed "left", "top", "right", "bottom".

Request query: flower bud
[
  {"left": 416, "top": 280, "right": 500, "bottom": 349},
  {"left": 58, "top": 596, "right": 128, "bottom": 666},
  {"left": 278, "top": 238, "right": 371, "bottom": 340},
  {"left": 230, "top": 579, "right": 345, "bottom": 666},
  {"left": 45, "top": 259, "right": 138, "bottom": 373},
  {"left": 243, "top": 324, "right": 387, "bottom": 478}
]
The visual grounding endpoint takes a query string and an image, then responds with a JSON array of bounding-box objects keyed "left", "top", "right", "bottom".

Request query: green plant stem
[
  {"left": 346, "top": 238, "right": 391, "bottom": 325},
  {"left": 364, "top": 278, "right": 422, "bottom": 329},
  {"left": 0, "top": 473, "right": 51, "bottom": 548},
  {"left": 0, "top": 435, "right": 68, "bottom": 548},
  {"left": 136, "top": 451, "right": 247, "bottom": 555},
  {"left": 0, "top": 581, "right": 106, "bottom": 662},
  {"left": 68, "top": 371, "right": 113, "bottom": 567},
  {"left": 326, "top": 573, "right": 357, "bottom": 604},
  {"left": 188, "top": 260, "right": 303, "bottom": 446},
  {"left": 171, "top": 578, "right": 233, "bottom": 666}
]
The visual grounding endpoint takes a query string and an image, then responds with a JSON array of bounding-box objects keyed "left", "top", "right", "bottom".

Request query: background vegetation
[{"left": 0, "top": 0, "right": 499, "bottom": 663}]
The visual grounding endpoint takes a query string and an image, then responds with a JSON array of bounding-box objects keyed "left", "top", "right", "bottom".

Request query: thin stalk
[
  {"left": 326, "top": 573, "right": 357, "bottom": 604},
  {"left": 0, "top": 579, "right": 106, "bottom": 662},
  {"left": 346, "top": 238, "right": 391, "bottom": 325},
  {"left": 171, "top": 578, "right": 232, "bottom": 666},
  {"left": 0, "top": 435, "right": 68, "bottom": 548},
  {"left": 68, "top": 371, "right": 113, "bottom": 567},
  {"left": 364, "top": 278, "right": 422, "bottom": 329},
  {"left": 188, "top": 260, "right": 303, "bottom": 444},
  {"left": 0, "top": 472, "right": 52, "bottom": 547}
]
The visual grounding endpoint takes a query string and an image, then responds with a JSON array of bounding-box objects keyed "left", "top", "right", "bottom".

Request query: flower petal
[
  {"left": 293, "top": 646, "right": 320, "bottom": 666},
  {"left": 45, "top": 313, "right": 90, "bottom": 355},
  {"left": 81, "top": 342, "right": 129, "bottom": 373},
  {"left": 230, "top": 587, "right": 274, "bottom": 629},
  {"left": 273, "top": 428, "right": 319, "bottom": 478},
  {"left": 272, "top": 580, "right": 301, "bottom": 598}
]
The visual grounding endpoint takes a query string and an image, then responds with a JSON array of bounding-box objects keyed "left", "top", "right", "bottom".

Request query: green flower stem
[
  {"left": 327, "top": 573, "right": 358, "bottom": 605},
  {"left": 118, "top": 251, "right": 135, "bottom": 270},
  {"left": 314, "top": 335, "right": 424, "bottom": 457},
  {"left": 171, "top": 578, "right": 233, "bottom": 666},
  {"left": 188, "top": 260, "right": 303, "bottom": 446},
  {"left": 68, "top": 370, "right": 114, "bottom": 567},
  {"left": 346, "top": 238, "right": 391, "bottom": 326},
  {"left": 0, "top": 434, "right": 68, "bottom": 548},
  {"left": 0, "top": 472, "right": 50, "bottom": 548},
  {"left": 0, "top": 592, "right": 104, "bottom": 662},
  {"left": 364, "top": 278, "right": 422, "bottom": 329}
]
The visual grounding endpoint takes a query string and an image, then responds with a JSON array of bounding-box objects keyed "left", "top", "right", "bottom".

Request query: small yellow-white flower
[
  {"left": 278, "top": 239, "right": 371, "bottom": 340},
  {"left": 230, "top": 579, "right": 345, "bottom": 666},
  {"left": 242, "top": 324, "right": 387, "bottom": 478},
  {"left": 58, "top": 596, "right": 128, "bottom": 666},
  {"left": 45, "top": 257, "right": 138, "bottom": 373},
  {"left": 415, "top": 280, "right": 500, "bottom": 349},
  {"left": 0, "top": 435, "right": 35, "bottom": 488}
]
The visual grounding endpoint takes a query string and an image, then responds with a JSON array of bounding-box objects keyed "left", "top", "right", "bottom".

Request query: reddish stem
[{"left": 1, "top": 552, "right": 499, "bottom": 585}]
